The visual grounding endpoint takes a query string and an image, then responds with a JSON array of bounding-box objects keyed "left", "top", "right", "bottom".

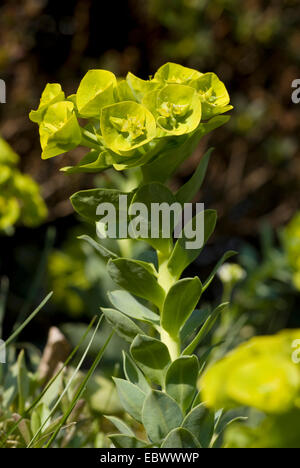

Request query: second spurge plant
[{"left": 31, "top": 62, "right": 236, "bottom": 448}]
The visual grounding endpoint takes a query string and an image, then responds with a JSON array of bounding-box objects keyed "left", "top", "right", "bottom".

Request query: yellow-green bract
[{"left": 30, "top": 63, "right": 232, "bottom": 173}]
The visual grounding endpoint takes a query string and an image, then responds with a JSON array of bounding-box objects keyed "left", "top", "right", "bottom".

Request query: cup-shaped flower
[
  {"left": 143, "top": 84, "right": 202, "bottom": 136},
  {"left": 76, "top": 70, "right": 117, "bottom": 118},
  {"left": 191, "top": 72, "right": 232, "bottom": 120},
  {"left": 100, "top": 101, "right": 157, "bottom": 155},
  {"left": 154, "top": 62, "right": 202, "bottom": 85},
  {"left": 29, "top": 83, "right": 65, "bottom": 124},
  {"left": 39, "top": 101, "right": 82, "bottom": 159}
]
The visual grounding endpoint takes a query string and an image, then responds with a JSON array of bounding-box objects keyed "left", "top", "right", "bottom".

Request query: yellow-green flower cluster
[
  {"left": 0, "top": 137, "right": 47, "bottom": 232},
  {"left": 30, "top": 63, "right": 232, "bottom": 173},
  {"left": 200, "top": 329, "right": 300, "bottom": 415}
]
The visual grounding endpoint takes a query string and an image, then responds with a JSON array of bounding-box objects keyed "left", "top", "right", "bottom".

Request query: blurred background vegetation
[{"left": 0, "top": 0, "right": 300, "bottom": 360}]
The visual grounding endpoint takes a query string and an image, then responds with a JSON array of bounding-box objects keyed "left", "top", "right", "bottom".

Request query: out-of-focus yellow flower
[{"left": 200, "top": 329, "right": 300, "bottom": 415}]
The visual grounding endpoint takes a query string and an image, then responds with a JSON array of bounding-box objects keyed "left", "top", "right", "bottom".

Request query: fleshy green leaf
[
  {"left": 101, "top": 308, "right": 144, "bottom": 342},
  {"left": 131, "top": 335, "right": 171, "bottom": 386},
  {"left": 129, "top": 182, "right": 178, "bottom": 253},
  {"left": 142, "top": 390, "right": 183, "bottom": 444},
  {"left": 162, "top": 427, "right": 201, "bottom": 449},
  {"left": 162, "top": 277, "right": 202, "bottom": 337},
  {"left": 165, "top": 355, "right": 199, "bottom": 412},
  {"left": 108, "top": 290, "right": 160, "bottom": 326},
  {"left": 182, "top": 404, "right": 215, "bottom": 448},
  {"left": 123, "top": 351, "right": 151, "bottom": 394},
  {"left": 61, "top": 150, "right": 111, "bottom": 174},
  {"left": 107, "top": 258, "right": 165, "bottom": 308},
  {"left": 78, "top": 235, "right": 118, "bottom": 263},
  {"left": 105, "top": 416, "right": 134, "bottom": 436},
  {"left": 113, "top": 378, "right": 145, "bottom": 423},
  {"left": 70, "top": 188, "right": 130, "bottom": 224},
  {"left": 167, "top": 209, "right": 217, "bottom": 279}
]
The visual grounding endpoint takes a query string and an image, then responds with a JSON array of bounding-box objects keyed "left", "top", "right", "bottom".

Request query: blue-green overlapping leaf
[
  {"left": 161, "top": 277, "right": 202, "bottom": 337},
  {"left": 131, "top": 335, "right": 171, "bottom": 386},
  {"left": 142, "top": 390, "right": 183, "bottom": 444},
  {"left": 165, "top": 356, "right": 199, "bottom": 412},
  {"left": 167, "top": 210, "right": 217, "bottom": 279},
  {"left": 107, "top": 258, "right": 165, "bottom": 308}
]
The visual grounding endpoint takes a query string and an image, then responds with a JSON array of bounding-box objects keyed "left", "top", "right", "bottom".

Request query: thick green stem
[
  {"left": 157, "top": 251, "right": 181, "bottom": 360},
  {"left": 160, "top": 328, "right": 181, "bottom": 361},
  {"left": 157, "top": 253, "right": 175, "bottom": 292}
]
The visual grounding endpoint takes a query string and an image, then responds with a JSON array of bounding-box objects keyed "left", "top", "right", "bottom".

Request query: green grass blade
[
  {"left": 27, "top": 316, "right": 104, "bottom": 448},
  {"left": 0, "top": 292, "right": 53, "bottom": 353},
  {"left": 1, "top": 316, "right": 97, "bottom": 447},
  {"left": 44, "top": 330, "right": 114, "bottom": 448}
]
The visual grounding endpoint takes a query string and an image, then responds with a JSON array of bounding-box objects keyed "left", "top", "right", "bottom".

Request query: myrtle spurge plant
[{"left": 31, "top": 63, "right": 238, "bottom": 448}]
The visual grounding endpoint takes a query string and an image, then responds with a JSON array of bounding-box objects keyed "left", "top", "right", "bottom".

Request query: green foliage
[
  {"left": 0, "top": 294, "right": 116, "bottom": 448},
  {"left": 0, "top": 137, "right": 47, "bottom": 233}
]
